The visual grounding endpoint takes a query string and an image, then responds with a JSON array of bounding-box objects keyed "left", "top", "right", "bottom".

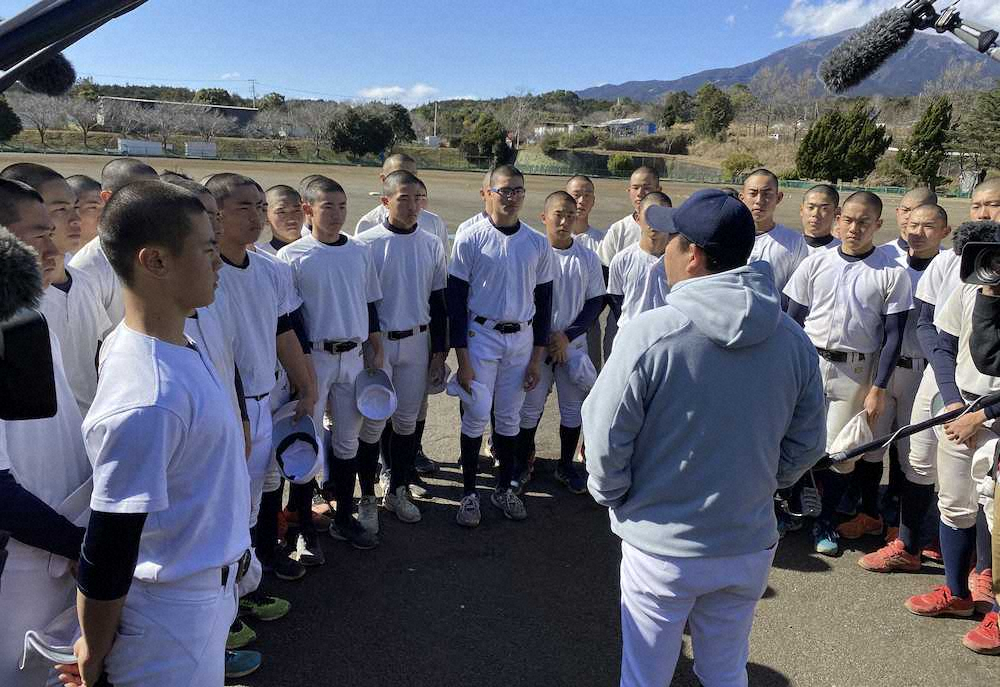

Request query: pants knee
[{"left": 359, "top": 419, "right": 386, "bottom": 445}]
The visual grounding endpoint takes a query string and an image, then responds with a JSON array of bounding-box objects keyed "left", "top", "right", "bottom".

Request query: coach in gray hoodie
[{"left": 583, "top": 189, "right": 826, "bottom": 687}]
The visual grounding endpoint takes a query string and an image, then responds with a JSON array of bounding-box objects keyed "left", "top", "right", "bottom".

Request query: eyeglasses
[{"left": 489, "top": 186, "right": 526, "bottom": 200}]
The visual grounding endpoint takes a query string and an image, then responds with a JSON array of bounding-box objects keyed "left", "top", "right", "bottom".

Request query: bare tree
[
  {"left": 63, "top": 97, "right": 101, "bottom": 148},
  {"left": 245, "top": 108, "right": 293, "bottom": 156},
  {"left": 139, "top": 104, "right": 186, "bottom": 147},
  {"left": 748, "top": 65, "right": 796, "bottom": 136},
  {"left": 8, "top": 93, "right": 66, "bottom": 147},
  {"left": 498, "top": 91, "right": 535, "bottom": 149},
  {"left": 185, "top": 108, "right": 236, "bottom": 140},
  {"left": 922, "top": 59, "right": 994, "bottom": 119},
  {"left": 103, "top": 99, "right": 146, "bottom": 138},
  {"left": 290, "top": 101, "right": 341, "bottom": 158}
]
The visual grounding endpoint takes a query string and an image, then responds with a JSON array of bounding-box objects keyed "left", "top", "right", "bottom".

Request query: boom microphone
[
  {"left": 15, "top": 52, "right": 75, "bottom": 96},
  {"left": 0, "top": 226, "right": 43, "bottom": 321},
  {"left": 819, "top": 7, "right": 924, "bottom": 93}
]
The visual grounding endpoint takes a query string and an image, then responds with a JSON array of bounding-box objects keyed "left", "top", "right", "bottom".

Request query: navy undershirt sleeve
[
  {"left": 368, "top": 302, "right": 380, "bottom": 335},
  {"left": 914, "top": 299, "right": 937, "bottom": 361},
  {"left": 931, "top": 331, "right": 962, "bottom": 407},
  {"left": 287, "top": 306, "right": 311, "bottom": 353},
  {"left": 446, "top": 275, "right": 470, "bottom": 349},
  {"left": 428, "top": 288, "right": 448, "bottom": 354},
  {"left": 0, "top": 470, "right": 84, "bottom": 560},
  {"left": 532, "top": 281, "right": 554, "bottom": 348},
  {"left": 601, "top": 265, "right": 610, "bottom": 286},
  {"left": 77, "top": 511, "right": 147, "bottom": 601},
  {"left": 565, "top": 296, "right": 605, "bottom": 342},
  {"left": 276, "top": 313, "right": 293, "bottom": 336},
  {"left": 608, "top": 294, "right": 624, "bottom": 320},
  {"left": 873, "top": 311, "right": 907, "bottom": 388},
  {"left": 234, "top": 365, "right": 249, "bottom": 422},
  {"left": 786, "top": 299, "right": 810, "bottom": 327}
]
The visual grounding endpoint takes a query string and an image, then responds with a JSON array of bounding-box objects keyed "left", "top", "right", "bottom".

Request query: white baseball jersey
[
  {"left": 936, "top": 284, "right": 1000, "bottom": 396},
  {"left": 452, "top": 211, "right": 489, "bottom": 255},
  {"left": 784, "top": 248, "right": 913, "bottom": 353},
  {"left": 86, "top": 325, "right": 251, "bottom": 583},
  {"left": 598, "top": 214, "right": 640, "bottom": 266},
  {"left": 254, "top": 237, "right": 294, "bottom": 256},
  {"left": 551, "top": 239, "right": 606, "bottom": 332},
  {"left": 608, "top": 243, "right": 668, "bottom": 327},
  {"left": 38, "top": 266, "right": 113, "bottom": 415},
  {"left": 355, "top": 224, "right": 448, "bottom": 331},
  {"left": 574, "top": 225, "right": 606, "bottom": 255},
  {"left": 914, "top": 250, "right": 961, "bottom": 307},
  {"left": 749, "top": 224, "right": 809, "bottom": 294},
  {"left": 449, "top": 220, "right": 554, "bottom": 323},
  {"left": 278, "top": 234, "right": 382, "bottom": 343},
  {"left": 217, "top": 250, "right": 299, "bottom": 397},
  {"left": 68, "top": 237, "right": 124, "bottom": 325},
  {"left": 805, "top": 236, "right": 842, "bottom": 255},
  {"left": 184, "top": 290, "right": 240, "bottom": 419},
  {"left": 878, "top": 238, "right": 909, "bottom": 264},
  {"left": 356, "top": 205, "right": 450, "bottom": 250}
]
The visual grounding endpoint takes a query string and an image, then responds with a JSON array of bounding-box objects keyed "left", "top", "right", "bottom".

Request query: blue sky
[{"left": 35, "top": 0, "right": 1000, "bottom": 105}]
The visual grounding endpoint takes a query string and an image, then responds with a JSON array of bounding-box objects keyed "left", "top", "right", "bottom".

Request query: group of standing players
[{"left": 0, "top": 152, "right": 998, "bottom": 686}]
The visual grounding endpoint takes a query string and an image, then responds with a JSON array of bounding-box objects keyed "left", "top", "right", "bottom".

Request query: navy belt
[
  {"left": 387, "top": 324, "right": 428, "bottom": 341},
  {"left": 816, "top": 348, "right": 866, "bottom": 363},
  {"left": 474, "top": 316, "right": 531, "bottom": 334},
  {"left": 320, "top": 340, "right": 358, "bottom": 354}
]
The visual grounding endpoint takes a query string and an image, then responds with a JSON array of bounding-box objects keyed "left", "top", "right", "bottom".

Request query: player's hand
[
  {"left": 292, "top": 393, "right": 316, "bottom": 423},
  {"left": 56, "top": 637, "right": 104, "bottom": 686},
  {"left": 548, "top": 331, "right": 569, "bottom": 364},
  {"left": 863, "top": 386, "right": 886, "bottom": 428},
  {"left": 363, "top": 337, "right": 384, "bottom": 372},
  {"left": 457, "top": 362, "right": 475, "bottom": 394},
  {"left": 524, "top": 361, "right": 542, "bottom": 391},
  {"left": 428, "top": 353, "right": 447, "bottom": 388},
  {"left": 242, "top": 419, "right": 252, "bottom": 459},
  {"left": 944, "top": 408, "right": 986, "bottom": 449}
]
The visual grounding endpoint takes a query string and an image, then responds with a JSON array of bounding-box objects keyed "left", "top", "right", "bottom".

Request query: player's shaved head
[
  {"left": 952, "top": 220, "right": 1000, "bottom": 255},
  {"left": 567, "top": 174, "right": 594, "bottom": 189},
  {"left": 901, "top": 187, "right": 937, "bottom": 208},
  {"left": 159, "top": 170, "right": 192, "bottom": 182},
  {"left": 630, "top": 166, "right": 659, "bottom": 183},
  {"left": 804, "top": 184, "right": 839, "bottom": 206},
  {"left": 843, "top": 191, "right": 883, "bottom": 217},
  {"left": 205, "top": 173, "right": 257, "bottom": 205},
  {"left": 382, "top": 153, "right": 417, "bottom": 175},
  {"left": 640, "top": 191, "right": 672, "bottom": 211},
  {"left": 101, "top": 158, "right": 157, "bottom": 195},
  {"left": 303, "top": 176, "right": 346, "bottom": 204},
  {"left": 66, "top": 174, "right": 101, "bottom": 196},
  {"left": 543, "top": 190, "right": 576, "bottom": 213},
  {"left": 481, "top": 169, "right": 493, "bottom": 191},
  {"left": 743, "top": 168, "right": 779, "bottom": 190},
  {"left": 973, "top": 178, "right": 1000, "bottom": 198},
  {"left": 0, "top": 178, "right": 44, "bottom": 226},
  {"left": 490, "top": 164, "right": 524, "bottom": 186},
  {"left": 100, "top": 180, "right": 206, "bottom": 286},
  {"left": 0, "top": 162, "right": 64, "bottom": 190},
  {"left": 382, "top": 170, "right": 421, "bottom": 196},
  {"left": 910, "top": 203, "right": 948, "bottom": 224},
  {"left": 266, "top": 185, "right": 300, "bottom": 204},
  {"left": 298, "top": 174, "right": 324, "bottom": 197}
]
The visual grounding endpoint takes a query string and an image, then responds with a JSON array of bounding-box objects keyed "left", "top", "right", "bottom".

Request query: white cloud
[
  {"left": 781, "top": 0, "right": 1000, "bottom": 38},
  {"left": 725, "top": 14, "right": 736, "bottom": 26},
  {"left": 358, "top": 82, "right": 440, "bottom": 105},
  {"left": 220, "top": 71, "right": 242, "bottom": 80}
]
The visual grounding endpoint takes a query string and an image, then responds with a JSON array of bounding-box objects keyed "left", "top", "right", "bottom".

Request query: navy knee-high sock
[
  {"left": 331, "top": 458, "right": 358, "bottom": 526},
  {"left": 257, "top": 485, "right": 282, "bottom": 564},
  {"left": 818, "top": 470, "right": 850, "bottom": 527},
  {"left": 290, "top": 480, "right": 316, "bottom": 536},
  {"left": 389, "top": 431, "right": 418, "bottom": 492},
  {"left": 856, "top": 460, "right": 883, "bottom": 518},
  {"left": 976, "top": 505, "right": 993, "bottom": 573},
  {"left": 459, "top": 434, "right": 482, "bottom": 496},
  {"left": 414, "top": 419, "right": 426, "bottom": 450},
  {"left": 356, "top": 440, "right": 380, "bottom": 497},
  {"left": 939, "top": 521, "right": 976, "bottom": 597},
  {"left": 898, "top": 480, "right": 935, "bottom": 555},
  {"left": 494, "top": 433, "right": 518, "bottom": 491},
  {"left": 515, "top": 425, "right": 538, "bottom": 478},
  {"left": 559, "top": 425, "right": 581, "bottom": 467},
  {"left": 379, "top": 424, "right": 394, "bottom": 470}
]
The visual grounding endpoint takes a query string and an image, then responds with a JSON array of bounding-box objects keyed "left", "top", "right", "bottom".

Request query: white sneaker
[
  {"left": 378, "top": 469, "right": 392, "bottom": 498},
  {"left": 358, "top": 494, "right": 379, "bottom": 534},
  {"left": 456, "top": 493, "right": 481, "bottom": 528},
  {"left": 491, "top": 488, "right": 527, "bottom": 521},
  {"left": 384, "top": 486, "right": 421, "bottom": 523}
]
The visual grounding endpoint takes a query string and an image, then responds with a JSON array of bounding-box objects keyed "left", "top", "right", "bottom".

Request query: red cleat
[
  {"left": 970, "top": 569, "right": 996, "bottom": 615},
  {"left": 921, "top": 540, "right": 943, "bottom": 562},
  {"left": 837, "top": 513, "right": 883, "bottom": 540},
  {"left": 905, "top": 585, "right": 975, "bottom": 617},
  {"left": 858, "top": 539, "right": 921, "bottom": 573},
  {"left": 962, "top": 612, "right": 1000, "bottom": 655}
]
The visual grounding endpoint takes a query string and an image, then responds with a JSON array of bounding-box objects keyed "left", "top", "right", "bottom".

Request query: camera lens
[{"left": 974, "top": 248, "right": 1000, "bottom": 286}]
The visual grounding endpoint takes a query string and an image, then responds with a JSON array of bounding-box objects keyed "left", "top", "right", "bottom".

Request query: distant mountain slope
[{"left": 576, "top": 30, "right": 1000, "bottom": 101}]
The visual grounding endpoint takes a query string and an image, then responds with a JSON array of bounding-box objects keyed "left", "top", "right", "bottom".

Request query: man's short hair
[
  {"left": 674, "top": 234, "right": 741, "bottom": 273},
  {"left": 205, "top": 173, "right": 257, "bottom": 205},
  {"left": 66, "top": 174, "right": 101, "bottom": 197},
  {"left": 161, "top": 176, "right": 212, "bottom": 205},
  {"left": 910, "top": 203, "right": 948, "bottom": 224},
  {"left": 567, "top": 174, "right": 594, "bottom": 188},
  {"left": 902, "top": 187, "right": 937, "bottom": 207},
  {"left": 159, "top": 170, "right": 193, "bottom": 182},
  {"left": 101, "top": 158, "right": 157, "bottom": 194},
  {"left": 382, "top": 153, "right": 416, "bottom": 174},
  {"left": 303, "top": 176, "right": 346, "bottom": 204},
  {"left": 100, "top": 180, "right": 206, "bottom": 286},
  {"left": 544, "top": 190, "right": 576, "bottom": 212},
  {"left": 805, "top": 184, "right": 839, "bottom": 206},
  {"left": 843, "top": 190, "right": 883, "bottom": 216},
  {"left": 266, "top": 185, "right": 301, "bottom": 204},
  {"left": 298, "top": 174, "right": 324, "bottom": 197},
  {"left": 0, "top": 162, "right": 64, "bottom": 191},
  {"left": 630, "top": 166, "right": 659, "bottom": 182},
  {"left": 489, "top": 164, "right": 524, "bottom": 187},
  {"left": 382, "top": 170, "right": 421, "bottom": 196},
  {"left": 640, "top": 191, "right": 672, "bottom": 211},
  {"left": 744, "top": 168, "right": 779, "bottom": 189},
  {"left": 0, "top": 178, "right": 44, "bottom": 226},
  {"left": 973, "top": 178, "right": 1000, "bottom": 197}
]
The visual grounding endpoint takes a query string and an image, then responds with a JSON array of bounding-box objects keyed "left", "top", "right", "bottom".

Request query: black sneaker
[
  {"left": 262, "top": 552, "right": 306, "bottom": 581},
  {"left": 414, "top": 448, "right": 439, "bottom": 474},
  {"left": 329, "top": 517, "right": 379, "bottom": 550}
]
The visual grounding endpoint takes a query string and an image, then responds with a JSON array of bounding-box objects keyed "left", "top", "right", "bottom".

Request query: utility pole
[
  {"left": 249, "top": 79, "right": 257, "bottom": 108},
  {"left": 433, "top": 102, "right": 438, "bottom": 137}
]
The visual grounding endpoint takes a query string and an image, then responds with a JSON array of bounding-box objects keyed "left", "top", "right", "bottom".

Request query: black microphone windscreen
[
  {"left": 17, "top": 53, "right": 76, "bottom": 96},
  {"left": 819, "top": 8, "right": 916, "bottom": 93},
  {"left": 0, "top": 226, "right": 44, "bottom": 321}
]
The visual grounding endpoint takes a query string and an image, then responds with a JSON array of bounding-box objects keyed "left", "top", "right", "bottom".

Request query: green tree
[
  {"left": 662, "top": 91, "right": 695, "bottom": 123},
  {"left": 327, "top": 106, "right": 394, "bottom": 158},
  {"left": 257, "top": 92, "right": 285, "bottom": 110},
  {"left": 71, "top": 77, "right": 100, "bottom": 103},
  {"left": 898, "top": 96, "right": 952, "bottom": 190},
  {"left": 796, "top": 102, "right": 892, "bottom": 184},
  {"left": 459, "top": 113, "right": 513, "bottom": 165},
  {"left": 953, "top": 84, "right": 1000, "bottom": 171},
  {"left": 380, "top": 103, "right": 416, "bottom": 145},
  {"left": 694, "top": 84, "right": 734, "bottom": 140},
  {"left": 0, "top": 97, "right": 22, "bottom": 143},
  {"left": 193, "top": 88, "right": 237, "bottom": 106}
]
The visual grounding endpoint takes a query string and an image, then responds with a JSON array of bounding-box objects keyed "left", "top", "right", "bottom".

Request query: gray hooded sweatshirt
[{"left": 582, "top": 262, "right": 826, "bottom": 558}]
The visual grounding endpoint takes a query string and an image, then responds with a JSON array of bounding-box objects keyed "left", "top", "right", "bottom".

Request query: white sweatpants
[
  {"left": 936, "top": 420, "right": 996, "bottom": 529},
  {"left": 0, "top": 544, "right": 75, "bottom": 687},
  {"left": 103, "top": 563, "right": 240, "bottom": 687},
  {"left": 520, "top": 337, "right": 589, "bottom": 429},
  {"left": 862, "top": 361, "right": 924, "bottom": 464},
  {"left": 461, "top": 321, "right": 532, "bottom": 438},
  {"left": 819, "top": 355, "right": 875, "bottom": 475},
  {"left": 902, "top": 367, "right": 940, "bottom": 486},
  {"left": 311, "top": 347, "right": 364, "bottom": 463},
  {"left": 360, "top": 331, "right": 430, "bottom": 443},
  {"left": 619, "top": 541, "right": 775, "bottom": 687}
]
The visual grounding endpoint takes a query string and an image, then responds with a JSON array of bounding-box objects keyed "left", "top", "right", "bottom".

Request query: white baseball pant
[
  {"left": 819, "top": 355, "right": 875, "bottom": 475},
  {"left": 520, "top": 337, "right": 588, "bottom": 429},
  {"left": 862, "top": 360, "right": 924, "bottom": 464},
  {"left": 619, "top": 540, "right": 775, "bottom": 687},
  {"left": 461, "top": 320, "right": 532, "bottom": 438},
  {"left": 902, "top": 367, "right": 940, "bottom": 486},
  {"left": 0, "top": 543, "right": 75, "bottom": 687},
  {"left": 973, "top": 440, "right": 997, "bottom": 533},
  {"left": 312, "top": 346, "right": 364, "bottom": 465},
  {"left": 360, "top": 331, "right": 430, "bottom": 443},
  {"left": 102, "top": 563, "right": 240, "bottom": 687},
  {"left": 936, "top": 419, "right": 996, "bottom": 530}
]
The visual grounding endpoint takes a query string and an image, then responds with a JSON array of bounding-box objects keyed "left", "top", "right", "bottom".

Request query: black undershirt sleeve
[
  {"left": 786, "top": 299, "right": 810, "bottom": 327},
  {"left": 276, "top": 313, "right": 293, "bottom": 336},
  {"left": 234, "top": 365, "right": 249, "bottom": 422},
  {"left": 428, "top": 288, "right": 448, "bottom": 353},
  {"left": 77, "top": 511, "right": 147, "bottom": 601},
  {"left": 565, "top": 296, "right": 606, "bottom": 342},
  {"left": 286, "top": 306, "right": 311, "bottom": 353},
  {"left": 0, "top": 470, "right": 84, "bottom": 560},
  {"left": 368, "top": 302, "right": 380, "bottom": 334},
  {"left": 873, "top": 311, "right": 907, "bottom": 388},
  {"left": 914, "top": 299, "right": 937, "bottom": 362},
  {"left": 931, "top": 331, "right": 962, "bottom": 407},
  {"left": 446, "top": 275, "right": 471, "bottom": 349},
  {"left": 608, "top": 294, "right": 624, "bottom": 320},
  {"left": 532, "top": 281, "right": 554, "bottom": 347}
]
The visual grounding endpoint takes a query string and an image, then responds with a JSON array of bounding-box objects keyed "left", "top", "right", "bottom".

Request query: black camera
[{"left": 961, "top": 241, "right": 1000, "bottom": 286}]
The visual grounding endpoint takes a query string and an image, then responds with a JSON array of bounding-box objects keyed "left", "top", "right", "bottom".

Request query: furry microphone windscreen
[
  {"left": 819, "top": 8, "right": 916, "bottom": 93},
  {"left": 953, "top": 220, "right": 1000, "bottom": 257},
  {"left": 17, "top": 53, "right": 76, "bottom": 96},
  {"left": 0, "top": 225, "right": 44, "bottom": 321}
]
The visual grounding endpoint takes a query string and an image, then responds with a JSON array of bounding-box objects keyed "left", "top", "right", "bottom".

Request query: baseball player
[
  {"left": 516, "top": 191, "right": 604, "bottom": 495},
  {"left": 355, "top": 170, "right": 449, "bottom": 526},
  {"left": 0, "top": 179, "right": 91, "bottom": 687},
  {"left": 69, "top": 158, "right": 158, "bottom": 326},
  {"left": 65, "top": 174, "right": 103, "bottom": 249},
  {"left": 741, "top": 168, "right": 809, "bottom": 296},
  {"left": 606, "top": 193, "right": 672, "bottom": 340},
  {"left": 800, "top": 184, "right": 841, "bottom": 253},
  {"left": 447, "top": 164, "right": 553, "bottom": 526},
  {"left": 59, "top": 181, "right": 255, "bottom": 687},
  {"left": 452, "top": 169, "right": 493, "bottom": 248},
  {"left": 278, "top": 176, "right": 383, "bottom": 550},
  {"left": 784, "top": 191, "right": 913, "bottom": 556},
  {"left": 566, "top": 174, "right": 607, "bottom": 372},
  {"left": 259, "top": 185, "right": 304, "bottom": 255},
  {"left": 881, "top": 188, "right": 938, "bottom": 262},
  {"left": 355, "top": 153, "right": 450, "bottom": 248}
]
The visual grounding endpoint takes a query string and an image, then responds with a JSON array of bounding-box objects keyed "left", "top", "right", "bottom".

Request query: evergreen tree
[
  {"left": 953, "top": 84, "right": 1000, "bottom": 171},
  {"left": 0, "top": 97, "right": 22, "bottom": 143},
  {"left": 694, "top": 84, "right": 734, "bottom": 140},
  {"left": 898, "top": 96, "right": 952, "bottom": 190},
  {"left": 796, "top": 102, "right": 892, "bottom": 183}
]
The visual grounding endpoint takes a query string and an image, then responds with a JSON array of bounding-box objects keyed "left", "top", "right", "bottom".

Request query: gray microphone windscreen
[
  {"left": 0, "top": 226, "right": 44, "bottom": 321},
  {"left": 819, "top": 8, "right": 916, "bottom": 93},
  {"left": 17, "top": 53, "right": 76, "bottom": 96}
]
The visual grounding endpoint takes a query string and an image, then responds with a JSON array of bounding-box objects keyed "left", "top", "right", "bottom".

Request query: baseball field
[{"left": 1, "top": 152, "right": 991, "bottom": 686}]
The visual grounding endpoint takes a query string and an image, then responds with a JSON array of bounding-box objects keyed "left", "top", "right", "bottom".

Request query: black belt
[
  {"left": 320, "top": 340, "right": 358, "bottom": 354},
  {"left": 222, "top": 549, "right": 252, "bottom": 586},
  {"left": 896, "top": 356, "right": 924, "bottom": 369},
  {"left": 387, "top": 324, "right": 428, "bottom": 341},
  {"left": 474, "top": 316, "right": 531, "bottom": 334},
  {"left": 245, "top": 392, "right": 269, "bottom": 402},
  {"left": 816, "top": 347, "right": 866, "bottom": 363}
]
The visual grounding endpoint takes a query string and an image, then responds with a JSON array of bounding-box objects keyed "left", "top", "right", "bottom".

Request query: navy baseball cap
[{"left": 646, "top": 189, "right": 755, "bottom": 268}]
